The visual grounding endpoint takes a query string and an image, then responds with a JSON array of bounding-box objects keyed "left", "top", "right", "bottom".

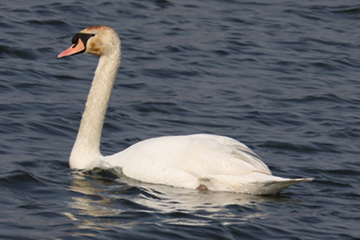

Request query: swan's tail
[
  {"left": 201, "top": 173, "right": 313, "bottom": 195},
  {"left": 247, "top": 177, "right": 313, "bottom": 195}
]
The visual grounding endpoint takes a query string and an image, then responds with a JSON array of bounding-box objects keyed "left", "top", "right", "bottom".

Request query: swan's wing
[
  {"left": 199, "top": 134, "right": 271, "bottom": 175},
  {"left": 103, "top": 134, "right": 310, "bottom": 194},
  {"left": 105, "top": 134, "right": 271, "bottom": 179},
  {"left": 175, "top": 134, "right": 272, "bottom": 177}
]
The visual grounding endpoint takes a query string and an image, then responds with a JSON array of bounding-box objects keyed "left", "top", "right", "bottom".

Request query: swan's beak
[{"left": 57, "top": 38, "right": 86, "bottom": 59}]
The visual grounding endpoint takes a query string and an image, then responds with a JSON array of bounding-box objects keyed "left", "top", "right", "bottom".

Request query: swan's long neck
[{"left": 70, "top": 47, "right": 121, "bottom": 169}]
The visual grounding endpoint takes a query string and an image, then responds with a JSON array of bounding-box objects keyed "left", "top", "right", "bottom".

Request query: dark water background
[{"left": 1, "top": 0, "right": 360, "bottom": 239}]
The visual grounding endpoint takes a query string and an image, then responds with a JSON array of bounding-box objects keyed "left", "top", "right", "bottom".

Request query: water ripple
[{"left": 1, "top": 0, "right": 360, "bottom": 239}]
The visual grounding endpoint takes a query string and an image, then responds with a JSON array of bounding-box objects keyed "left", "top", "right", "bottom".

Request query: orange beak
[{"left": 57, "top": 38, "right": 86, "bottom": 59}]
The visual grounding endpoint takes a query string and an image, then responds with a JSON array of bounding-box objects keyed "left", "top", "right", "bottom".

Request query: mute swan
[{"left": 58, "top": 25, "right": 312, "bottom": 195}]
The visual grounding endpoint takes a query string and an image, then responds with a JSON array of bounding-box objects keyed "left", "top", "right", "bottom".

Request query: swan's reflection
[{"left": 63, "top": 169, "right": 295, "bottom": 234}]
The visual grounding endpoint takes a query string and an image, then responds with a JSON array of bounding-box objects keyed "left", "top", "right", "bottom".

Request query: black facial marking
[{"left": 71, "top": 33, "right": 95, "bottom": 50}]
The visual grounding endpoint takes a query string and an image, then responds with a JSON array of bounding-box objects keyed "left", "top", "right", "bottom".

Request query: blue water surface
[{"left": 1, "top": 0, "right": 360, "bottom": 239}]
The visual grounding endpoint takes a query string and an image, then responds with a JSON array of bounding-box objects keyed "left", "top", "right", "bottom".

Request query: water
[{"left": 1, "top": 0, "right": 360, "bottom": 239}]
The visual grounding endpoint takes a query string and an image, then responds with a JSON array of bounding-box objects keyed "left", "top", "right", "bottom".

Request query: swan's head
[{"left": 57, "top": 25, "right": 120, "bottom": 59}]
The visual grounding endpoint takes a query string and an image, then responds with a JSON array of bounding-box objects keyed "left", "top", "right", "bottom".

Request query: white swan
[{"left": 58, "top": 25, "right": 312, "bottom": 195}]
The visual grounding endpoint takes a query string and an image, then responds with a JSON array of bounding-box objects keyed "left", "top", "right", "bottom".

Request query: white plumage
[{"left": 58, "top": 25, "right": 311, "bottom": 195}]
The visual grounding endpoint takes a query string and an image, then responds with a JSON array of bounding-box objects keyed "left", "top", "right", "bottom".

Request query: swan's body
[{"left": 58, "top": 25, "right": 311, "bottom": 195}]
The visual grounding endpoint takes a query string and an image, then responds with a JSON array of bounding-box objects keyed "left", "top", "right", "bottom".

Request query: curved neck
[{"left": 70, "top": 48, "right": 121, "bottom": 169}]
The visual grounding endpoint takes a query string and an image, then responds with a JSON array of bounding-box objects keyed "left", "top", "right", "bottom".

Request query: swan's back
[{"left": 106, "top": 134, "right": 265, "bottom": 173}]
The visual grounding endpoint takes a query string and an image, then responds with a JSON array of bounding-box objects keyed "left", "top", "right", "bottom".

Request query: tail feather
[
  {"left": 249, "top": 177, "right": 313, "bottom": 195},
  {"left": 200, "top": 173, "right": 313, "bottom": 195}
]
